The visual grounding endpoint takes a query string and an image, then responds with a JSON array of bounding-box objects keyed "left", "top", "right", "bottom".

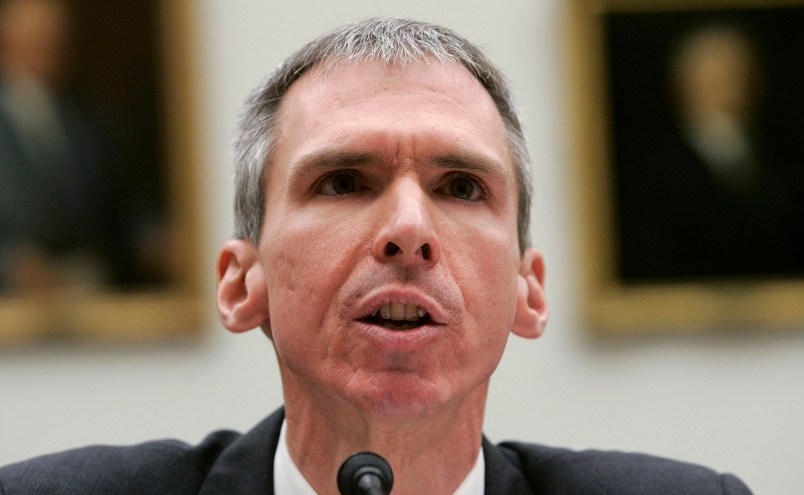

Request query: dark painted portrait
[
  {"left": 0, "top": 0, "right": 171, "bottom": 296},
  {"left": 604, "top": 7, "right": 804, "bottom": 283}
]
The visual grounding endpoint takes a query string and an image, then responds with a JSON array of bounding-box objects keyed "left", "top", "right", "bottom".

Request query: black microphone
[{"left": 337, "top": 451, "right": 394, "bottom": 495}]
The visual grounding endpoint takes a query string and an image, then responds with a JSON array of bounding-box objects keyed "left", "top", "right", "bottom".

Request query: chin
[{"left": 345, "top": 372, "right": 454, "bottom": 420}]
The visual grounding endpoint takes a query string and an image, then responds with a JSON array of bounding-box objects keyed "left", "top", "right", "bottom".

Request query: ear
[
  {"left": 512, "top": 247, "right": 548, "bottom": 339},
  {"left": 216, "top": 239, "right": 270, "bottom": 334}
]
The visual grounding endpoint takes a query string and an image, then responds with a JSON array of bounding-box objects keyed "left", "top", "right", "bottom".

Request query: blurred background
[
  {"left": 0, "top": 0, "right": 171, "bottom": 295},
  {"left": 0, "top": 1, "right": 802, "bottom": 494}
]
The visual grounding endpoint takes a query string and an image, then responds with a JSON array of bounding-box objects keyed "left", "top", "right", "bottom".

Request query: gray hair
[{"left": 233, "top": 17, "right": 533, "bottom": 252}]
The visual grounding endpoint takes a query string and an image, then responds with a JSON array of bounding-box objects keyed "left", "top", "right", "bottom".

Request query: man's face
[
  {"left": 258, "top": 61, "right": 523, "bottom": 418},
  {"left": 0, "top": 0, "right": 72, "bottom": 84}
]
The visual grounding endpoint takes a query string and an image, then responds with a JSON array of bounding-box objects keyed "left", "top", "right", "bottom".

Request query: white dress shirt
[{"left": 274, "top": 420, "right": 485, "bottom": 494}]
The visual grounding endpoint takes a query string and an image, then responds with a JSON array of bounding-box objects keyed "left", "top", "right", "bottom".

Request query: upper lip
[{"left": 351, "top": 286, "right": 449, "bottom": 325}]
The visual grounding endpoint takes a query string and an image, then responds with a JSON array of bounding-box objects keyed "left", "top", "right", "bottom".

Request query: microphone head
[{"left": 337, "top": 451, "right": 394, "bottom": 495}]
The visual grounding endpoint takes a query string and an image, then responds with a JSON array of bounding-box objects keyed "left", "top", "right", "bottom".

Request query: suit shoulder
[
  {"left": 497, "top": 441, "right": 752, "bottom": 495},
  {"left": 0, "top": 430, "right": 242, "bottom": 495}
]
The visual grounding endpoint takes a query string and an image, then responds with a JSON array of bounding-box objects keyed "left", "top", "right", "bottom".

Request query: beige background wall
[{"left": 1, "top": 1, "right": 802, "bottom": 493}]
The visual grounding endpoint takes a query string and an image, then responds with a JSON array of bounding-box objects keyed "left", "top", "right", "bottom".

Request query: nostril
[
  {"left": 420, "top": 243, "right": 430, "bottom": 260},
  {"left": 385, "top": 242, "right": 400, "bottom": 256}
]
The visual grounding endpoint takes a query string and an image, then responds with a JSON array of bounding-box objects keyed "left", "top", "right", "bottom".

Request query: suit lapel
[
  {"left": 198, "top": 408, "right": 285, "bottom": 495},
  {"left": 483, "top": 437, "right": 537, "bottom": 495}
]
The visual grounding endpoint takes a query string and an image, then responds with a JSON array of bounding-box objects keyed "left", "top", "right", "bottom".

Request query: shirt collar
[
  {"left": 452, "top": 442, "right": 485, "bottom": 495},
  {"left": 274, "top": 420, "right": 318, "bottom": 495},
  {"left": 274, "top": 420, "right": 485, "bottom": 495}
]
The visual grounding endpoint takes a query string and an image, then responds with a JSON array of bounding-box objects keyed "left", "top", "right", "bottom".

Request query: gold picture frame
[
  {"left": 0, "top": 0, "right": 204, "bottom": 345},
  {"left": 566, "top": 0, "right": 804, "bottom": 334}
]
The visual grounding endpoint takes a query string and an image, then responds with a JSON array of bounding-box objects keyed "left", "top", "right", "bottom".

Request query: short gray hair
[{"left": 233, "top": 17, "right": 533, "bottom": 252}]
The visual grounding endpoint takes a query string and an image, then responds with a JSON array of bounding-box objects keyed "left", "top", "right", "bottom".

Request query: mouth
[{"left": 360, "top": 303, "right": 432, "bottom": 331}]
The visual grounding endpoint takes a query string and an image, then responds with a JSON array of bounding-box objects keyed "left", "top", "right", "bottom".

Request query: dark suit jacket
[{"left": 0, "top": 408, "right": 752, "bottom": 494}]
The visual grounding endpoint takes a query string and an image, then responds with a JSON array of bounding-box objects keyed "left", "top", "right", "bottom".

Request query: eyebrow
[
  {"left": 288, "top": 150, "right": 381, "bottom": 184},
  {"left": 289, "top": 148, "right": 510, "bottom": 184},
  {"left": 431, "top": 152, "right": 509, "bottom": 183}
]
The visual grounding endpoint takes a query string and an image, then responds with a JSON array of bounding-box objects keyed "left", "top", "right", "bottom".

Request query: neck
[{"left": 281, "top": 375, "right": 487, "bottom": 495}]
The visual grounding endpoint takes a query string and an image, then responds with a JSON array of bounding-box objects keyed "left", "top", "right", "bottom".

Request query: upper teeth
[{"left": 374, "top": 303, "right": 428, "bottom": 321}]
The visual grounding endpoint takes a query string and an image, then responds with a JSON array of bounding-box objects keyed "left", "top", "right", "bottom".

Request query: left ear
[{"left": 512, "top": 247, "right": 548, "bottom": 339}]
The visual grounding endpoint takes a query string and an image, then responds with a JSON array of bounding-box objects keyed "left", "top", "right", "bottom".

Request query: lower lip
[{"left": 354, "top": 321, "right": 442, "bottom": 351}]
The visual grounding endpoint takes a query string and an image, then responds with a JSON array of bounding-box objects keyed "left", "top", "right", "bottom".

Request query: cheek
[
  {"left": 447, "top": 221, "right": 520, "bottom": 346},
  {"left": 261, "top": 211, "right": 367, "bottom": 358}
]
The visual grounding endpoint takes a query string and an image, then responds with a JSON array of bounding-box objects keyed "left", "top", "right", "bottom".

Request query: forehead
[
  {"left": 271, "top": 60, "right": 512, "bottom": 175},
  {"left": 286, "top": 59, "right": 496, "bottom": 105}
]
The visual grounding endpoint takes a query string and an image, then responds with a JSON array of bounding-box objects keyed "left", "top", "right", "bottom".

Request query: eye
[
  {"left": 316, "top": 170, "right": 362, "bottom": 195},
  {"left": 440, "top": 174, "right": 485, "bottom": 201}
]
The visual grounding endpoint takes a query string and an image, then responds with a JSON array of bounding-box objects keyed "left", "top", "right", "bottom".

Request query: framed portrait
[
  {"left": 0, "top": 0, "right": 203, "bottom": 344},
  {"left": 567, "top": 0, "right": 804, "bottom": 334}
]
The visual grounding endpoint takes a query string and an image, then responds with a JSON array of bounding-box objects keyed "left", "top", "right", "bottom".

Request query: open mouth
[{"left": 360, "top": 303, "right": 432, "bottom": 330}]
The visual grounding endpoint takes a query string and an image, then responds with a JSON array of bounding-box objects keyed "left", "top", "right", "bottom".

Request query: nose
[{"left": 371, "top": 180, "right": 441, "bottom": 267}]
